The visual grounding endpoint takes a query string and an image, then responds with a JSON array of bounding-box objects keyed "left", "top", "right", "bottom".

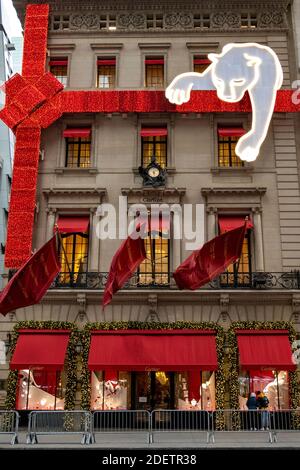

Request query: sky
[{"left": 1, "top": 0, "right": 23, "bottom": 37}]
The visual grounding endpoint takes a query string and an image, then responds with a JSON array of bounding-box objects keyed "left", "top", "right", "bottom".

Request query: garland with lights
[
  {"left": 227, "top": 321, "right": 300, "bottom": 428},
  {"left": 80, "top": 321, "right": 226, "bottom": 427},
  {"left": 5, "top": 321, "right": 79, "bottom": 410}
]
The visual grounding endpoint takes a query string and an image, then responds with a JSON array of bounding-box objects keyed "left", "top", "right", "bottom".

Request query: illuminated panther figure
[{"left": 166, "top": 43, "right": 283, "bottom": 162}]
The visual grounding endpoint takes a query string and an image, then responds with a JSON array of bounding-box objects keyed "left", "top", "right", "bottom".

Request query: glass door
[{"left": 132, "top": 371, "right": 174, "bottom": 410}]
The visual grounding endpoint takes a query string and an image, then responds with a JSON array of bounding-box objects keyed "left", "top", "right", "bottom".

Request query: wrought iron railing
[{"left": 46, "top": 271, "right": 300, "bottom": 290}]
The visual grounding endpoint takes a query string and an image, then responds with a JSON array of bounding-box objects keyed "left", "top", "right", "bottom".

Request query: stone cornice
[
  {"left": 43, "top": 187, "right": 107, "bottom": 196},
  {"left": 13, "top": 1, "right": 292, "bottom": 13},
  {"left": 201, "top": 187, "right": 267, "bottom": 196}
]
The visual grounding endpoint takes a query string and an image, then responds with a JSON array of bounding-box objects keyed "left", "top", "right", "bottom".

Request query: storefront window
[
  {"left": 176, "top": 371, "right": 215, "bottom": 410},
  {"left": 91, "top": 371, "right": 130, "bottom": 410},
  {"left": 239, "top": 370, "right": 289, "bottom": 410},
  {"left": 16, "top": 368, "right": 66, "bottom": 410}
]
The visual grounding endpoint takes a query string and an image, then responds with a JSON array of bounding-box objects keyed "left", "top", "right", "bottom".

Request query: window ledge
[
  {"left": 55, "top": 167, "right": 99, "bottom": 175},
  {"left": 211, "top": 165, "right": 253, "bottom": 175}
]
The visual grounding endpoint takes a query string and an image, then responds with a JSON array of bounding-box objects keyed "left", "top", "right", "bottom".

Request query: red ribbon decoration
[{"left": 0, "top": 4, "right": 300, "bottom": 267}]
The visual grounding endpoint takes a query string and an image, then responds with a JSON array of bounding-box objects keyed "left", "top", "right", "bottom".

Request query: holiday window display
[
  {"left": 91, "top": 371, "right": 129, "bottom": 410},
  {"left": 238, "top": 369, "right": 289, "bottom": 411},
  {"left": 177, "top": 371, "right": 215, "bottom": 410},
  {"left": 16, "top": 367, "right": 65, "bottom": 410}
]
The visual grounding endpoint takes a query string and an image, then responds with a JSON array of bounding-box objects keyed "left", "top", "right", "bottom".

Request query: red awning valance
[
  {"left": 57, "top": 216, "right": 90, "bottom": 233},
  {"left": 49, "top": 59, "right": 68, "bottom": 66},
  {"left": 97, "top": 59, "right": 116, "bottom": 65},
  {"left": 88, "top": 330, "right": 218, "bottom": 371},
  {"left": 237, "top": 330, "right": 296, "bottom": 371},
  {"left": 218, "top": 215, "right": 254, "bottom": 233},
  {"left": 63, "top": 128, "right": 91, "bottom": 138},
  {"left": 145, "top": 59, "right": 164, "bottom": 65},
  {"left": 194, "top": 58, "right": 211, "bottom": 65},
  {"left": 218, "top": 127, "right": 246, "bottom": 137},
  {"left": 140, "top": 128, "right": 168, "bottom": 137},
  {"left": 10, "top": 330, "right": 70, "bottom": 370}
]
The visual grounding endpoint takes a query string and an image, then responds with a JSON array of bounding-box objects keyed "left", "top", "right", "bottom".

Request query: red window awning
[
  {"left": 140, "top": 127, "right": 168, "bottom": 137},
  {"left": 97, "top": 59, "right": 116, "bottom": 65},
  {"left": 145, "top": 59, "right": 164, "bottom": 65},
  {"left": 237, "top": 330, "right": 296, "bottom": 371},
  {"left": 10, "top": 330, "right": 70, "bottom": 370},
  {"left": 218, "top": 127, "right": 246, "bottom": 137},
  {"left": 218, "top": 215, "right": 254, "bottom": 234},
  {"left": 49, "top": 59, "right": 68, "bottom": 66},
  {"left": 57, "top": 216, "right": 90, "bottom": 233},
  {"left": 88, "top": 330, "right": 218, "bottom": 371},
  {"left": 194, "top": 58, "right": 211, "bottom": 65},
  {"left": 63, "top": 128, "right": 91, "bottom": 138}
]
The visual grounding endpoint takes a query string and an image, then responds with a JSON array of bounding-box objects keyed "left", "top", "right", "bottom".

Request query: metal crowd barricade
[
  {"left": 0, "top": 410, "right": 19, "bottom": 445},
  {"left": 211, "top": 410, "right": 273, "bottom": 443},
  {"left": 150, "top": 409, "right": 212, "bottom": 444},
  {"left": 269, "top": 409, "right": 300, "bottom": 442},
  {"left": 91, "top": 410, "right": 151, "bottom": 444},
  {"left": 27, "top": 410, "right": 92, "bottom": 444}
]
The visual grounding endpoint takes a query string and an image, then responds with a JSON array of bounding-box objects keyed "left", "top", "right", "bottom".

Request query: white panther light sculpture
[{"left": 165, "top": 43, "right": 283, "bottom": 162}]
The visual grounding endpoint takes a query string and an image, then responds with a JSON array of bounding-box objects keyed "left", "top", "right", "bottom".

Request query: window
[
  {"left": 145, "top": 56, "right": 164, "bottom": 88},
  {"left": 193, "top": 55, "right": 211, "bottom": 74},
  {"left": 176, "top": 371, "right": 215, "bottom": 410},
  {"left": 91, "top": 371, "right": 130, "bottom": 410},
  {"left": 64, "top": 127, "right": 91, "bottom": 168},
  {"left": 141, "top": 127, "right": 167, "bottom": 168},
  {"left": 49, "top": 57, "right": 68, "bottom": 87},
  {"left": 218, "top": 127, "right": 245, "bottom": 167},
  {"left": 16, "top": 367, "right": 66, "bottom": 410},
  {"left": 138, "top": 232, "right": 169, "bottom": 286},
  {"left": 239, "top": 370, "right": 289, "bottom": 411},
  {"left": 97, "top": 57, "right": 116, "bottom": 88},
  {"left": 218, "top": 216, "right": 252, "bottom": 287},
  {"left": 59, "top": 232, "right": 89, "bottom": 286}
]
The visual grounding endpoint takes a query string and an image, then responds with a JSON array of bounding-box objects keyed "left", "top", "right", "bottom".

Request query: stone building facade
[{"left": 1, "top": 0, "right": 300, "bottom": 414}]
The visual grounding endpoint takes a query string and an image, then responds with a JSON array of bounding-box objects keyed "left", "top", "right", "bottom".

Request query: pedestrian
[
  {"left": 257, "top": 391, "right": 269, "bottom": 430},
  {"left": 246, "top": 392, "right": 258, "bottom": 430}
]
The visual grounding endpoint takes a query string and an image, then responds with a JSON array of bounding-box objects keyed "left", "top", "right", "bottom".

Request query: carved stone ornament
[
  {"left": 164, "top": 13, "right": 193, "bottom": 29},
  {"left": 211, "top": 12, "right": 241, "bottom": 29},
  {"left": 117, "top": 13, "right": 146, "bottom": 29},
  {"left": 70, "top": 14, "right": 99, "bottom": 30},
  {"left": 258, "top": 11, "right": 285, "bottom": 28}
]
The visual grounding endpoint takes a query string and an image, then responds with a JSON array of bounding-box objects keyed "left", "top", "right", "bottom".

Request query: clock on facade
[{"left": 139, "top": 157, "right": 166, "bottom": 187}]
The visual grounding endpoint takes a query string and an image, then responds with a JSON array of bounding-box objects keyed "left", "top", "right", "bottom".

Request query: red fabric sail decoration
[
  {"left": 102, "top": 235, "right": 146, "bottom": 307},
  {"left": 173, "top": 222, "right": 247, "bottom": 290},
  {"left": 0, "top": 234, "right": 61, "bottom": 316}
]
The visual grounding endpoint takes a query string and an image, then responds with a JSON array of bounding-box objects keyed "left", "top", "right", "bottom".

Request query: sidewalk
[{"left": 1, "top": 430, "right": 300, "bottom": 449}]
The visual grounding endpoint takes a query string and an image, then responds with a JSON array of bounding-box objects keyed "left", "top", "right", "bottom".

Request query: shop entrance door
[{"left": 132, "top": 371, "right": 174, "bottom": 411}]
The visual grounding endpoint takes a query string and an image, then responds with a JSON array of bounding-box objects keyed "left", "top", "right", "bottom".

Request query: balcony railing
[{"left": 47, "top": 271, "right": 300, "bottom": 290}]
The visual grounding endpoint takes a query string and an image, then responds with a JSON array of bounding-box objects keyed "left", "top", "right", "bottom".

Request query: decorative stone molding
[
  {"left": 121, "top": 187, "right": 186, "bottom": 204},
  {"left": 292, "top": 294, "right": 300, "bottom": 316},
  {"left": 201, "top": 187, "right": 267, "bottom": 196},
  {"left": 211, "top": 12, "right": 241, "bottom": 29},
  {"left": 76, "top": 293, "right": 87, "bottom": 321},
  {"left": 117, "top": 13, "right": 147, "bottom": 29},
  {"left": 164, "top": 12, "right": 194, "bottom": 29},
  {"left": 138, "top": 43, "right": 172, "bottom": 49},
  {"left": 90, "top": 43, "right": 124, "bottom": 50},
  {"left": 145, "top": 294, "right": 161, "bottom": 322},
  {"left": 220, "top": 293, "right": 230, "bottom": 314}
]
